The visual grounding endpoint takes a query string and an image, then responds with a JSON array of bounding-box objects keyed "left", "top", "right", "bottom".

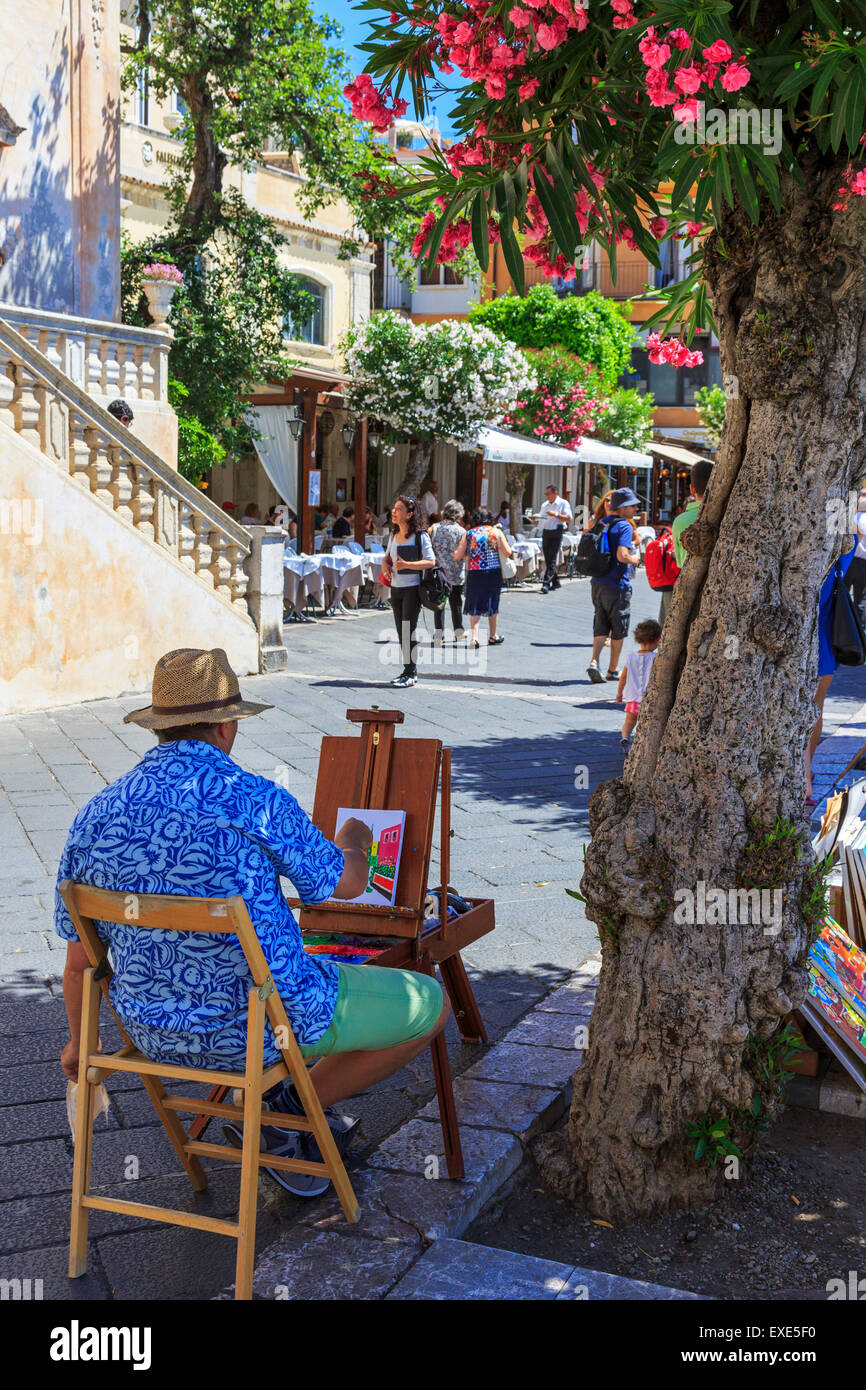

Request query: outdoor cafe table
[{"left": 283, "top": 549, "right": 385, "bottom": 616}]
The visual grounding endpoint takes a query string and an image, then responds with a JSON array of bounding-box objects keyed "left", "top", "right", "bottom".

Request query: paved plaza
[{"left": 2, "top": 570, "right": 865, "bottom": 1298}]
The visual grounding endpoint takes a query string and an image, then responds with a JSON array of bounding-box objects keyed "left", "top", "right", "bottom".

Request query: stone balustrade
[
  {"left": 0, "top": 314, "right": 251, "bottom": 617},
  {"left": 0, "top": 302, "right": 169, "bottom": 405}
]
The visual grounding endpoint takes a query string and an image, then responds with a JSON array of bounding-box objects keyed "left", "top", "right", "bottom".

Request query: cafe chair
[{"left": 59, "top": 881, "right": 360, "bottom": 1301}]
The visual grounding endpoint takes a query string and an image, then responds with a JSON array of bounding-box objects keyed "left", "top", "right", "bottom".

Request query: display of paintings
[
  {"left": 334, "top": 808, "right": 406, "bottom": 907},
  {"left": 810, "top": 914, "right": 866, "bottom": 1018},
  {"left": 807, "top": 962, "right": 866, "bottom": 1063}
]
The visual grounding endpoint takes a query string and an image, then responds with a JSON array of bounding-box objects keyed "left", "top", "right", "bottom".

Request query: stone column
[{"left": 243, "top": 526, "right": 288, "bottom": 673}]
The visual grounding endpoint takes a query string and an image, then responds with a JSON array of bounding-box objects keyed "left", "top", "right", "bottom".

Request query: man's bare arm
[{"left": 332, "top": 816, "right": 374, "bottom": 899}]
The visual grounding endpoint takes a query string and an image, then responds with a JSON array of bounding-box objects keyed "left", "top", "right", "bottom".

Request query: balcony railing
[{"left": 520, "top": 260, "right": 688, "bottom": 301}]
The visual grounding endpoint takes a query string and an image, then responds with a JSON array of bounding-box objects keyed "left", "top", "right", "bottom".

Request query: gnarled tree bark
[{"left": 539, "top": 164, "right": 866, "bottom": 1221}]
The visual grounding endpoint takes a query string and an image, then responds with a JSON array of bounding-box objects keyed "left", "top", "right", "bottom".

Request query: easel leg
[
  {"left": 189, "top": 1084, "right": 230, "bottom": 1141},
  {"left": 421, "top": 952, "right": 464, "bottom": 1180},
  {"left": 439, "top": 953, "right": 488, "bottom": 1045}
]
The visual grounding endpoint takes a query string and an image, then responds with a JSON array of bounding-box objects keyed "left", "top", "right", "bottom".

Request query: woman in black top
[{"left": 380, "top": 495, "right": 435, "bottom": 687}]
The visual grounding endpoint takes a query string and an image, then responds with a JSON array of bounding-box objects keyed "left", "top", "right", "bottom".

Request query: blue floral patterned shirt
[{"left": 54, "top": 740, "right": 344, "bottom": 1069}]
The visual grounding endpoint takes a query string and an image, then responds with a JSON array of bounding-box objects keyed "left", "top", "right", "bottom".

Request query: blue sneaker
[{"left": 222, "top": 1122, "right": 331, "bottom": 1198}]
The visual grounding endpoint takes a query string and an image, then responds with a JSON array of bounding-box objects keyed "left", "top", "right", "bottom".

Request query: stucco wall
[
  {"left": 0, "top": 420, "right": 258, "bottom": 715},
  {"left": 0, "top": 0, "right": 120, "bottom": 320}
]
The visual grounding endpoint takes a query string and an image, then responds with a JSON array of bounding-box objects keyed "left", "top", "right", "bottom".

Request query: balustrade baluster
[
  {"left": 130, "top": 462, "right": 156, "bottom": 540},
  {"left": 68, "top": 413, "right": 94, "bottom": 489},
  {"left": 107, "top": 443, "right": 134, "bottom": 524}
]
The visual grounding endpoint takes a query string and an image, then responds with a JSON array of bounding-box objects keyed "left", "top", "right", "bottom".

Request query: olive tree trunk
[
  {"left": 539, "top": 167, "right": 866, "bottom": 1222},
  {"left": 397, "top": 439, "right": 434, "bottom": 500},
  {"left": 506, "top": 461, "right": 529, "bottom": 534}
]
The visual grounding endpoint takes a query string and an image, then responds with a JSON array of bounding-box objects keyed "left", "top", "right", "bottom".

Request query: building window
[
  {"left": 284, "top": 277, "right": 326, "bottom": 346},
  {"left": 136, "top": 68, "right": 149, "bottom": 126},
  {"left": 173, "top": 90, "right": 188, "bottom": 116},
  {"left": 418, "top": 264, "right": 464, "bottom": 287}
]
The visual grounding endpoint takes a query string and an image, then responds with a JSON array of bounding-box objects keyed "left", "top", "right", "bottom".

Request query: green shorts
[{"left": 299, "top": 963, "right": 444, "bottom": 1059}]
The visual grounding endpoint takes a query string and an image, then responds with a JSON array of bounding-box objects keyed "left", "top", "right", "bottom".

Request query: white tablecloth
[{"left": 284, "top": 550, "right": 384, "bottom": 612}]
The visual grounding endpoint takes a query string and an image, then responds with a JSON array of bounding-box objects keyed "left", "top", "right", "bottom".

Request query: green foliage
[
  {"left": 800, "top": 854, "right": 832, "bottom": 939},
  {"left": 686, "top": 1113, "right": 742, "bottom": 1168},
  {"left": 737, "top": 816, "right": 806, "bottom": 891},
  {"left": 121, "top": 200, "right": 315, "bottom": 459},
  {"left": 168, "top": 380, "right": 226, "bottom": 485},
  {"left": 468, "top": 286, "right": 634, "bottom": 393},
  {"left": 362, "top": 3, "right": 866, "bottom": 339},
  {"left": 595, "top": 387, "right": 656, "bottom": 452},
  {"left": 694, "top": 385, "right": 726, "bottom": 448},
  {"left": 745, "top": 1024, "right": 804, "bottom": 1104}
]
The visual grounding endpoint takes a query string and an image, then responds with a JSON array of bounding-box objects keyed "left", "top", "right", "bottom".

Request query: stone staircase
[{"left": 0, "top": 313, "right": 252, "bottom": 617}]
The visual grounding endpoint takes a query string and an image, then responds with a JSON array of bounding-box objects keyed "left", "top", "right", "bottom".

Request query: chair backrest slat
[{"left": 59, "top": 881, "right": 308, "bottom": 1080}]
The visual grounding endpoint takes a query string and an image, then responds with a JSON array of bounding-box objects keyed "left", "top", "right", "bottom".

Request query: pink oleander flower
[
  {"left": 674, "top": 64, "right": 703, "bottom": 94},
  {"left": 673, "top": 96, "right": 701, "bottom": 123},
  {"left": 509, "top": 5, "right": 532, "bottom": 23},
  {"left": 610, "top": 0, "right": 632, "bottom": 12},
  {"left": 720, "top": 59, "right": 751, "bottom": 91},
  {"left": 647, "top": 332, "right": 704, "bottom": 367},
  {"left": 669, "top": 27, "right": 691, "bottom": 50},
  {"left": 699, "top": 61, "right": 720, "bottom": 86},
  {"left": 639, "top": 36, "right": 671, "bottom": 66},
  {"left": 612, "top": 11, "right": 638, "bottom": 28},
  {"left": 536, "top": 19, "right": 568, "bottom": 49},
  {"left": 649, "top": 216, "right": 669, "bottom": 238},
  {"left": 142, "top": 262, "right": 184, "bottom": 286},
  {"left": 484, "top": 73, "right": 507, "bottom": 98},
  {"left": 702, "top": 39, "right": 732, "bottom": 63},
  {"left": 454, "top": 20, "right": 476, "bottom": 45},
  {"left": 519, "top": 77, "right": 540, "bottom": 100},
  {"left": 685, "top": 221, "right": 705, "bottom": 236}
]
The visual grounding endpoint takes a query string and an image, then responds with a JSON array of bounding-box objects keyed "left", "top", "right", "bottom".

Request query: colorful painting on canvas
[
  {"left": 807, "top": 961, "right": 866, "bottom": 1063},
  {"left": 334, "top": 808, "right": 407, "bottom": 908},
  {"left": 810, "top": 914, "right": 866, "bottom": 1018}
]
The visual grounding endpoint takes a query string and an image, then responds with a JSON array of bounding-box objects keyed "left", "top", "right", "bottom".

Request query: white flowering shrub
[{"left": 343, "top": 312, "right": 536, "bottom": 448}]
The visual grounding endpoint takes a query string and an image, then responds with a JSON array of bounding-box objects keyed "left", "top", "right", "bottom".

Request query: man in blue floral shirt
[{"left": 56, "top": 648, "right": 447, "bottom": 1196}]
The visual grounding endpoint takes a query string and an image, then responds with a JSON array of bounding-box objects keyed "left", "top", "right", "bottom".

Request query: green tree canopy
[
  {"left": 468, "top": 285, "right": 634, "bottom": 393},
  {"left": 594, "top": 387, "right": 657, "bottom": 453}
]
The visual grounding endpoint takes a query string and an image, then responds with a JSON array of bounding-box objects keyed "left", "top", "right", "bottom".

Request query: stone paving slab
[
  {"left": 385, "top": 1237, "right": 704, "bottom": 1301},
  {"left": 417, "top": 1076, "right": 566, "bottom": 1141},
  {"left": 463, "top": 1040, "right": 582, "bottom": 1089},
  {"left": 366, "top": 1117, "right": 521, "bottom": 1188}
]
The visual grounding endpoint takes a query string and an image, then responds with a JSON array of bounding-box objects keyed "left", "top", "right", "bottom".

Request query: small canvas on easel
[{"left": 335, "top": 808, "right": 406, "bottom": 907}]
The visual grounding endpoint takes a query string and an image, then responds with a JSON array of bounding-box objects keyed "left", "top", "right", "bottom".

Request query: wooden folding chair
[{"left": 59, "top": 881, "right": 360, "bottom": 1300}]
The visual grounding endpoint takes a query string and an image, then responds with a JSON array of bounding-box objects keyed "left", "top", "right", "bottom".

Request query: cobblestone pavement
[{"left": 2, "top": 569, "right": 863, "bottom": 1299}]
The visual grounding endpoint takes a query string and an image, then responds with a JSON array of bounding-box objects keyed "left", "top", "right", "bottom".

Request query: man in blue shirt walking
[
  {"left": 587, "top": 487, "right": 642, "bottom": 685},
  {"left": 55, "top": 648, "right": 448, "bottom": 1196}
]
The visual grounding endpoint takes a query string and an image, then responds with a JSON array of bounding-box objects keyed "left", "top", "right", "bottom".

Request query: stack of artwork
[{"left": 802, "top": 914, "right": 866, "bottom": 1090}]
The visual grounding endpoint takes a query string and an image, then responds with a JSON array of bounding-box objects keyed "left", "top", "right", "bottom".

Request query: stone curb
[{"left": 245, "top": 957, "right": 603, "bottom": 1300}]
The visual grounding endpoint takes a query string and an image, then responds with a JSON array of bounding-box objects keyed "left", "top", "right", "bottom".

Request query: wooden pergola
[{"left": 246, "top": 367, "right": 367, "bottom": 556}]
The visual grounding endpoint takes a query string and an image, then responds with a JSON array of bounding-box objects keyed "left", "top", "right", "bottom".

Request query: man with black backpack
[{"left": 585, "top": 488, "right": 641, "bottom": 684}]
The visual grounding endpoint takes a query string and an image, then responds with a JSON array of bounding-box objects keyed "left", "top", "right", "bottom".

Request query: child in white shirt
[{"left": 616, "top": 618, "right": 662, "bottom": 750}]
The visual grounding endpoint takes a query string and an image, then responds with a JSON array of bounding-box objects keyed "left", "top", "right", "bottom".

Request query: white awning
[
  {"left": 576, "top": 436, "right": 653, "bottom": 471},
  {"left": 474, "top": 426, "right": 581, "bottom": 469},
  {"left": 473, "top": 426, "right": 652, "bottom": 471}
]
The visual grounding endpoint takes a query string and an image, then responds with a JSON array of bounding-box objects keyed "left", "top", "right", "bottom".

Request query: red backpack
[{"left": 644, "top": 527, "right": 680, "bottom": 591}]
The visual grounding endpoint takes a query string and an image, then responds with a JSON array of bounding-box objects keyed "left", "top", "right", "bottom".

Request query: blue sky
[{"left": 312, "top": 1, "right": 463, "bottom": 136}]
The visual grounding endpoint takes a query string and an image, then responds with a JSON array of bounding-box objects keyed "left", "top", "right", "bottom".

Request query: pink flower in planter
[{"left": 142, "top": 263, "right": 184, "bottom": 286}]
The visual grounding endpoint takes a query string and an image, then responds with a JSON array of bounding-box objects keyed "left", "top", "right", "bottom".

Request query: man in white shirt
[
  {"left": 535, "top": 484, "right": 574, "bottom": 593},
  {"left": 421, "top": 482, "right": 439, "bottom": 518}
]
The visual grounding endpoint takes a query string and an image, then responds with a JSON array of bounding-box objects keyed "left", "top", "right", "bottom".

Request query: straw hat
[{"left": 123, "top": 648, "right": 273, "bottom": 730}]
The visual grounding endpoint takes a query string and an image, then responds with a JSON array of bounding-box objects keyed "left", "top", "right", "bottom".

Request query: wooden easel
[{"left": 192, "top": 709, "right": 493, "bottom": 1180}]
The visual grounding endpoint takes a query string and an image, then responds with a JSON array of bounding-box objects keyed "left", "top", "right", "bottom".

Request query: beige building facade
[{"left": 119, "top": 50, "right": 374, "bottom": 517}]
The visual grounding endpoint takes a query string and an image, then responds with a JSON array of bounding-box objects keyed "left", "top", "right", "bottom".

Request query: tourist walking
[
  {"left": 660, "top": 459, "right": 714, "bottom": 622},
  {"left": 587, "top": 487, "right": 641, "bottom": 683},
  {"left": 615, "top": 619, "right": 662, "bottom": 750},
  {"left": 807, "top": 535, "right": 858, "bottom": 803},
  {"left": 381, "top": 495, "right": 436, "bottom": 688},
  {"left": 453, "top": 508, "right": 513, "bottom": 648},
  {"left": 430, "top": 500, "right": 467, "bottom": 644},
  {"left": 845, "top": 485, "right": 866, "bottom": 629},
  {"left": 536, "top": 483, "right": 573, "bottom": 592}
]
